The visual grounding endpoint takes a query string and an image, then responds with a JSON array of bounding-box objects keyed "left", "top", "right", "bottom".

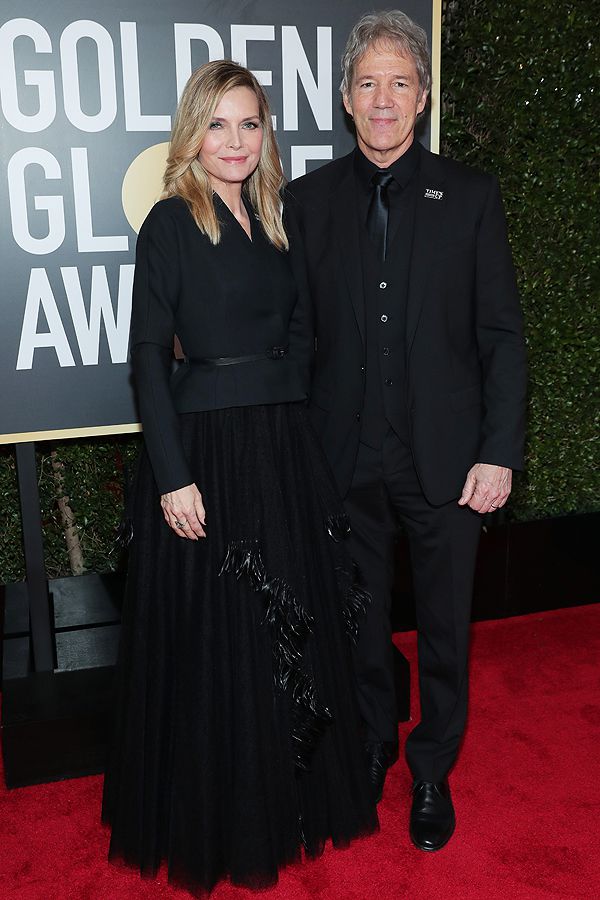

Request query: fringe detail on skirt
[
  {"left": 219, "top": 539, "right": 332, "bottom": 772},
  {"left": 326, "top": 514, "right": 371, "bottom": 646},
  {"left": 325, "top": 513, "right": 352, "bottom": 543},
  {"left": 115, "top": 517, "right": 134, "bottom": 549},
  {"left": 342, "top": 579, "right": 371, "bottom": 646}
]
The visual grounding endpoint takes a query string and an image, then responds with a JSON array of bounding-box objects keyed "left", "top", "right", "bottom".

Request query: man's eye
[
  {"left": 360, "top": 81, "right": 374, "bottom": 88},
  {"left": 394, "top": 81, "right": 408, "bottom": 88}
]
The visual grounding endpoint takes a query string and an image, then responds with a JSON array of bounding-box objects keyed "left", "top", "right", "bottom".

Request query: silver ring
[
  {"left": 490, "top": 504, "right": 498, "bottom": 509},
  {"left": 175, "top": 519, "right": 187, "bottom": 528}
]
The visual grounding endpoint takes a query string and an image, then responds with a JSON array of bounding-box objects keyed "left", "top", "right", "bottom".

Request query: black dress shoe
[
  {"left": 409, "top": 780, "right": 456, "bottom": 851},
  {"left": 365, "top": 741, "right": 399, "bottom": 803}
]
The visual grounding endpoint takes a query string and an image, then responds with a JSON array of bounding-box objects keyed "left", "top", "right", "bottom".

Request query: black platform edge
[
  {"left": 1, "top": 666, "right": 115, "bottom": 789},
  {"left": 392, "top": 511, "right": 599, "bottom": 632}
]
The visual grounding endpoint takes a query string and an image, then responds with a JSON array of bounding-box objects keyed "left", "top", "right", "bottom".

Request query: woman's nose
[{"left": 227, "top": 129, "right": 242, "bottom": 149}]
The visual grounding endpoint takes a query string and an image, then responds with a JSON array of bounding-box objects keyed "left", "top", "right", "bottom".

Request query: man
[{"left": 287, "top": 10, "right": 527, "bottom": 851}]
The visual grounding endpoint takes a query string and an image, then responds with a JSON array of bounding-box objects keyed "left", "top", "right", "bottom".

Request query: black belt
[{"left": 188, "top": 346, "right": 288, "bottom": 368}]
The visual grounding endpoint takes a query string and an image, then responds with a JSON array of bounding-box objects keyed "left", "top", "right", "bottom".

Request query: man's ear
[
  {"left": 417, "top": 90, "right": 428, "bottom": 116},
  {"left": 343, "top": 93, "right": 353, "bottom": 118}
]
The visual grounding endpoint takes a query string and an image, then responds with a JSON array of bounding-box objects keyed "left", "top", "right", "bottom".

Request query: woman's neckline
[{"left": 213, "top": 191, "right": 254, "bottom": 243}]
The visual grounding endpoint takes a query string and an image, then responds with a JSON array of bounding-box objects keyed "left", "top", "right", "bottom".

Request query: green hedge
[
  {"left": 1, "top": 0, "right": 597, "bottom": 583},
  {"left": 441, "top": 0, "right": 598, "bottom": 520},
  {"left": 0, "top": 438, "right": 140, "bottom": 584}
]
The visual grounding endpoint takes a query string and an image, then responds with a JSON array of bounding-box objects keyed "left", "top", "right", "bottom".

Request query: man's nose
[{"left": 373, "top": 86, "right": 393, "bottom": 107}]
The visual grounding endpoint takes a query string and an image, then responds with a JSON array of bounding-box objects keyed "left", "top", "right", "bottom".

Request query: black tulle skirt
[{"left": 102, "top": 402, "right": 378, "bottom": 895}]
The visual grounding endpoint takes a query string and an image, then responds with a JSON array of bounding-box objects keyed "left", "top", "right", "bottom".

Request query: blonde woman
[{"left": 102, "top": 61, "right": 377, "bottom": 894}]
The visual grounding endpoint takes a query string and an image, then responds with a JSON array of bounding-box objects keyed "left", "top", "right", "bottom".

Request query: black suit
[{"left": 287, "top": 142, "right": 527, "bottom": 781}]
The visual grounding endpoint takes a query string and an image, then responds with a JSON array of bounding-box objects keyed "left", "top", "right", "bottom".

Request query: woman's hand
[{"left": 160, "top": 483, "right": 207, "bottom": 539}]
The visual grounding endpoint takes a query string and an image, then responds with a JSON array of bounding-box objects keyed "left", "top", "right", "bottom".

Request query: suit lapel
[
  {"left": 406, "top": 148, "right": 447, "bottom": 356},
  {"left": 331, "top": 156, "right": 365, "bottom": 344}
]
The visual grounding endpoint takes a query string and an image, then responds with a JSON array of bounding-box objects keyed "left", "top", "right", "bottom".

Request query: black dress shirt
[
  {"left": 353, "top": 138, "right": 421, "bottom": 258},
  {"left": 353, "top": 141, "right": 421, "bottom": 447}
]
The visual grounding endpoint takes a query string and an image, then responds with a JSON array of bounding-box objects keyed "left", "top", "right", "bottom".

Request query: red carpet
[{"left": 1, "top": 604, "right": 599, "bottom": 899}]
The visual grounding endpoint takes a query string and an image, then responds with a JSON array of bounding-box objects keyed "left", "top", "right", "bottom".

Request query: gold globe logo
[{"left": 121, "top": 142, "right": 170, "bottom": 234}]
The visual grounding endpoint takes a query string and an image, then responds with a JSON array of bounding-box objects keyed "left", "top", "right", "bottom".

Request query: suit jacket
[{"left": 286, "top": 144, "right": 527, "bottom": 505}]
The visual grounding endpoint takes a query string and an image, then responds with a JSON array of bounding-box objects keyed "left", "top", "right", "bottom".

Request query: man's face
[{"left": 343, "top": 42, "right": 428, "bottom": 167}]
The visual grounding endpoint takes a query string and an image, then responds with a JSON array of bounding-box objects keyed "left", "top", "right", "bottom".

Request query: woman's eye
[
  {"left": 242, "top": 121, "right": 260, "bottom": 129},
  {"left": 208, "top": 121, "right": 222, "bottom": 129}
]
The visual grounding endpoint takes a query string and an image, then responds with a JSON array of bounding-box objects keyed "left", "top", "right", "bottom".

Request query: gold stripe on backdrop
[
  {"left": 430, "top": 0, "right": 442, "bottom": 154},
  {"left": 1, "top": 423, "right": 142, "bottom": 445}
]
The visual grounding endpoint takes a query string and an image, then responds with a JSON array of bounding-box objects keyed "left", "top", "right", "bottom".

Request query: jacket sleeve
[
  {"left": 129, "top": 204, "right": 193, "bottom": 494},
  {"left": 283, "top": 189, "right": 314, "bottom": 394},
  {"left": 475, "top": 176, "right": 528, "bottom": 470}
]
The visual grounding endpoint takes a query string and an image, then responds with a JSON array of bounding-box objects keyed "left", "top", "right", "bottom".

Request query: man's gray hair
[{"left": 340, "top": 10, "right": 431, "bottom": 96}]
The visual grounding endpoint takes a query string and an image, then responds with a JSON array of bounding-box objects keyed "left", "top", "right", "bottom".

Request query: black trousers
[{"left": 344, "top": 430, "right": 482, "bottom": 783}]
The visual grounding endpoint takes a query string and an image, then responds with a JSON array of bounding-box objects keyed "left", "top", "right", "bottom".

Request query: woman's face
[{"left": 198, "top": 86, "right": 263, "bottom": 191}]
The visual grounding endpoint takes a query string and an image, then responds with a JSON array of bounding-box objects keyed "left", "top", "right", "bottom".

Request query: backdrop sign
[{"left": 0, "top": 0, "right": 439, "bottom": 442}]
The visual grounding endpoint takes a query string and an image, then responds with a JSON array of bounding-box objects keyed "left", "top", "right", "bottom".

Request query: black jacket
[
  {"left": 130, "top": 195, "right": 311, "bottom": 494},
  {"left": 287, "top": 144, "right": 527, "bottom": 504}
]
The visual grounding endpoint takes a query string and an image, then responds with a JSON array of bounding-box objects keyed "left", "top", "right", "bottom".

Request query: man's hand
[
  {"left": 458, "top": 464, "right": 512, "bottom": 514},
  {"left": 160, "top": 483, "right": 207, "bottom": 539}
]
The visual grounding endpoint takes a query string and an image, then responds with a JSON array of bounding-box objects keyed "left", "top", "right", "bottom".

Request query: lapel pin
[{"left": 424, "top": 188, "right": 443, "bottom": 200}]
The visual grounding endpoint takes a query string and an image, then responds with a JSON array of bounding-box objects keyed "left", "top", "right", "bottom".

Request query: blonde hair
[{"left": 162, "top": 60, "right": 287, "bottom": 250}]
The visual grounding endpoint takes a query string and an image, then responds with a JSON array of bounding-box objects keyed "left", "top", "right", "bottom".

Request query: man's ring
[
  {"left": 175, "top": 519, "right": 187, "bottom": 528},
  {"left": 490, "top": 504, "right": 498, "bottom": 509}
]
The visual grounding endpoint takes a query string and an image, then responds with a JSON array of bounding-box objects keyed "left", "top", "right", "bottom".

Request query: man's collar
[{"left": 354, "top": 139, "right": 421, "bottom": 190}]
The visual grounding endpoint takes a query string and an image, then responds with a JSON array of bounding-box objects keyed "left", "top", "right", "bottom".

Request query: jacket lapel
[
  {"left": 331, "top": 156, "right": 365, "bottom": 344},
  {"left": 406, "top": 147, "right": 447, "bottom": 356}
]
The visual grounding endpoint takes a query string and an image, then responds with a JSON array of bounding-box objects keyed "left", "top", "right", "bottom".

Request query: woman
[{"left": 102, "top": 60, "right": 377, "bottom": 895}]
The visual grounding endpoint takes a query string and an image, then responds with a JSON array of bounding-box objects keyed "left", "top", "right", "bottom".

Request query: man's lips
[{"left": 369, "top": 117, "right": 398, "bottom": 125}]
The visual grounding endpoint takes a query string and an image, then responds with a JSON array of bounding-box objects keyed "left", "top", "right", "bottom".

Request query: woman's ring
[{"left": 175, "top": 519, "right": 187, "bottom": 528}]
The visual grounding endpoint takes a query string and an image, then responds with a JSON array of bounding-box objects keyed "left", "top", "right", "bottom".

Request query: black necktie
[{"left": 366, "top": 170, "right": 394, "bottom": 262}]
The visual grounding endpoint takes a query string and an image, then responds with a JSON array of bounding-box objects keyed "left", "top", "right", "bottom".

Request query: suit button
[
  {"left": 380, "top": 314, "right": 388, "bottom": 323},
  {"left": 379, "top": 281, "right": 387, "bottom": 289},
  {"left": 355, "top": 412, "right": 361, "bottom": 421},
  {"left": 383, "top": 347, "right": 390, "bottom": 356},
  {"left": 385, "top": 378, "right": 393, "bottom": 386},
  {"left": 361, "top": 365, "right": 365, "bottom": 372}
]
